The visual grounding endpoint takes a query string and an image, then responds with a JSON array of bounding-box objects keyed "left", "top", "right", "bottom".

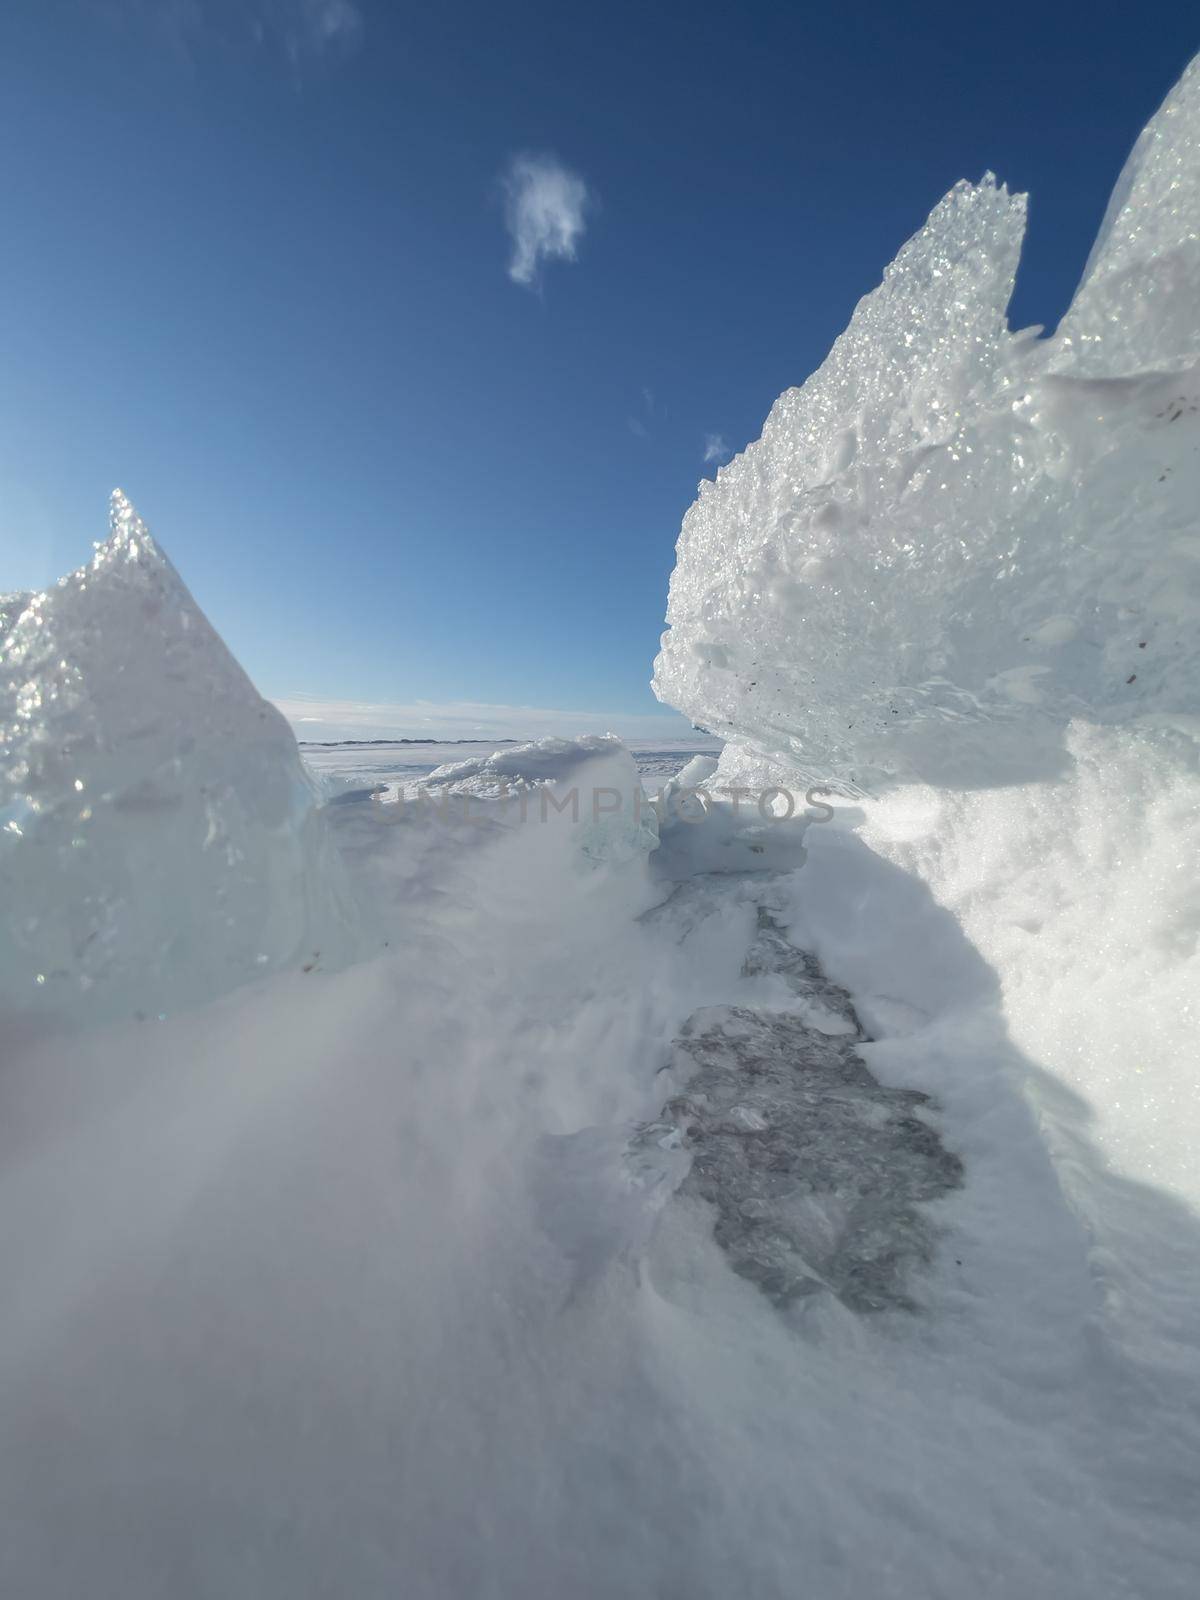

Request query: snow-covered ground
[
  {"left": 2, "top": 48, "right": 1199, "bottom": 1600},
  {"left": 299, "top": 734, "right": 722, "bottom": 795}
]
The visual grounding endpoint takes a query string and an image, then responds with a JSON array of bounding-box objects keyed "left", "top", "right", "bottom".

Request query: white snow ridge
[{"left": 2, "top": 50, "right": 1200, "bottom": 1600}]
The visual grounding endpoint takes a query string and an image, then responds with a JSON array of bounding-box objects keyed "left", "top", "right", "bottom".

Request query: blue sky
[{"left": 1, "top": 2, "right": 1196, "bottom": 739}]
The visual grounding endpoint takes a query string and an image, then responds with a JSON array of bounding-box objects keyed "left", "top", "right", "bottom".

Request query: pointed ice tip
[
  {"left": 109, "top": 487, "right": 138, "bottom": 534},
  {"left": 107, "top": 487, "right": 154, "bottom": 548},
  {"left": 95, "top": 487, "right": 165, "bottom": 574}
]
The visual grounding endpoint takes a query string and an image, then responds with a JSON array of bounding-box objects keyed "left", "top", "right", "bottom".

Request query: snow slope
[{"left": 2, "top": 770, "right": 1198, "bottom": 1598}]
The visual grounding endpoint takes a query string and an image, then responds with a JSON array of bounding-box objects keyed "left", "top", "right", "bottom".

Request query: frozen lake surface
[{"left": 300, "top": 735, "right": 723, "bottom": 793}]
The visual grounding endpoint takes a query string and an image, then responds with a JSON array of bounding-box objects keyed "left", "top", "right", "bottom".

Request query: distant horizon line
[{"left": 297, "top": 734, "right": 720, "bottom": 748}]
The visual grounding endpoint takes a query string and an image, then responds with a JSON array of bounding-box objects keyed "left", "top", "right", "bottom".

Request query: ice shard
[
  {"left": 652, "top": 54, "right": 1200, "bottom": 790},
  {"left": 0, "top": 491, "right": 351, "bottom": 1024}
]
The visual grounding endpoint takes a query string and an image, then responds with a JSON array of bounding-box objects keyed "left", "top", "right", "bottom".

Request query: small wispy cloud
[
  {"left": 703, "top": 432, "right": 731, "bottom": 464},
  {"left": 627, "top": 385, "right": 659, "bottom": 442},
  {"left": 283, "top": 0, "right": 364, "bottom": 61},
  {"left": 502, "top": 154, "right": 590, "bottom": 290},
  {"left": 98, "top": 0, "right": 364, "bottom": 68}
]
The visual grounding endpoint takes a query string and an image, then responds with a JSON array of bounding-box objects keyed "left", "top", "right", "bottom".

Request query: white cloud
[
  {"left": 703, "top": 433, "right": 730, "bottom": 464},
  {"left": 272, "top": 693, "right": 699, "bottom": 745},
  {"left": 502, "top": 154, "right": 590, "bottom": 290}
]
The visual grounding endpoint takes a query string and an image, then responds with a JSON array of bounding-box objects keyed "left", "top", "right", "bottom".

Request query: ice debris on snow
[
  {"left": 642, "top": 906, "right": 963, "bottom": 1312},
  {"left": 652, "top": 55, "right": 1200, "bottom": 790},
  {"left": 0, "top": 491, "right": 351, "bottom": 1022},
  {"left": 421, "top": 733, "right": 659, "bottom": 866}
]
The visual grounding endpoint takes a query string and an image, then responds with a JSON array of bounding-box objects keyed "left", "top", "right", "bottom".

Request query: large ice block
[
  {"left": 1, "top": 491, "right": 351, "bottom": 1023},
  {"left": 653, "top": 57, "right": 1200, "bottom": 790}
]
